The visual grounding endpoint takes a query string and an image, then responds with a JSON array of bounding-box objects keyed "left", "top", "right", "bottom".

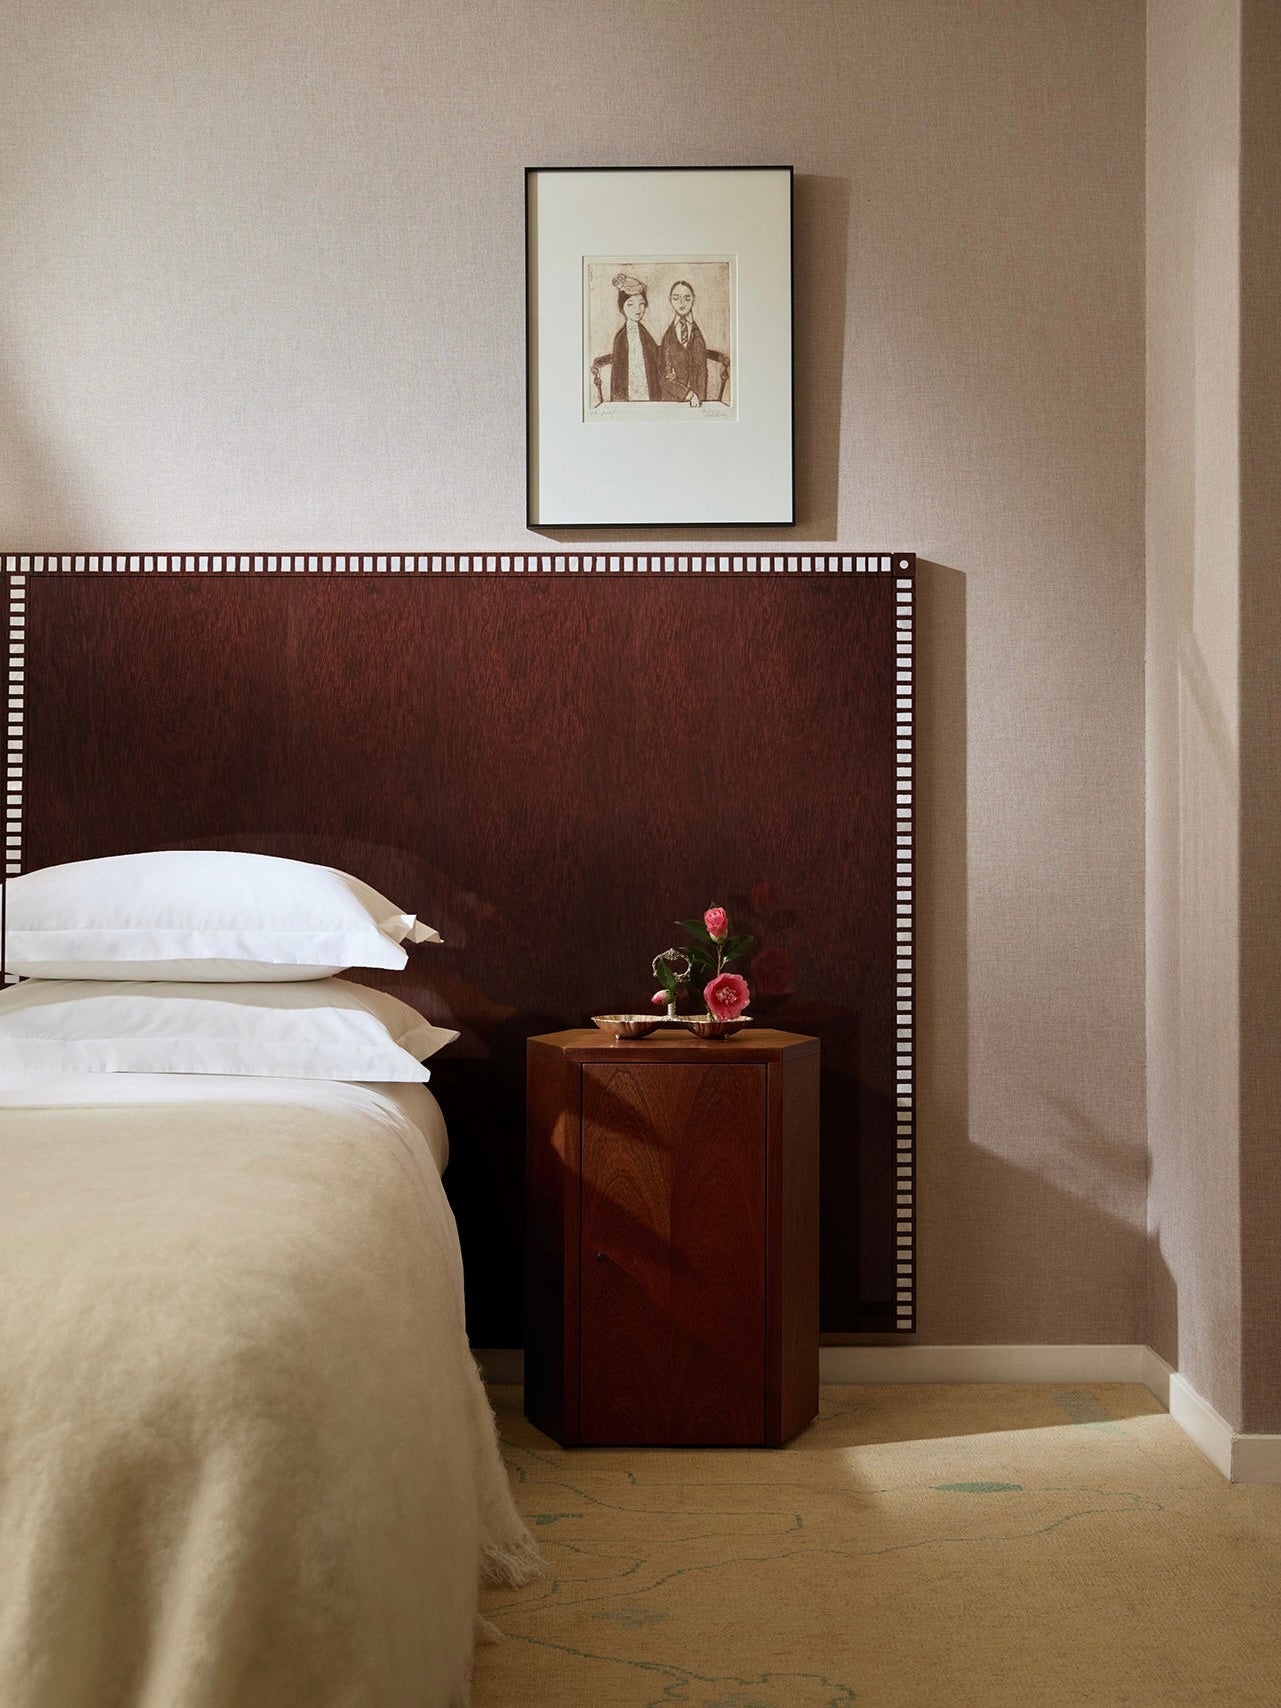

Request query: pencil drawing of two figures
[{"left": 588, "top": 262, "right": 731, "bottom": 411}]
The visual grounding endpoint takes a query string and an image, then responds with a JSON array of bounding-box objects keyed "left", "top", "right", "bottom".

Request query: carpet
[{"left": 476, "top": 1383, "right": 1281, "bottom": 1706}]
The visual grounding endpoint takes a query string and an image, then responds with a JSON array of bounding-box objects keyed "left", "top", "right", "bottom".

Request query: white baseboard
[
  {"left": 1148, "top": 1352, "right": 1281, "bottom": 1484},
  {"left": 473, "top": 1344, "right": 1148, "bottom": 1388},
  {"left": 1166, "top": 1364, "right": 1234, "bottom": 1478},
  {"left": 822, "top": 1343, "right": 1281, "bottom": 1482},
  {"left": 1140, "top": 1343, "right": 1173, "bottom": 1408},
  {"left": 473, "top": 1341, "right": 1281, "bottom": 1482},
  {"left": 817, "top": 1343, "right": 1146, "bottom": 1385}
]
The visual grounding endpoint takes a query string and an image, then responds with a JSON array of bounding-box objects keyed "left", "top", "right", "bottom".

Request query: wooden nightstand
[{"left": 524, "top": 1028, "right": 819, "bottom": 1447}]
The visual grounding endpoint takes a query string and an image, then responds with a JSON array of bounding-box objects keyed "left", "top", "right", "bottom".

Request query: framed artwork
[{"left": 525, "top": 166, "right": 794, "bottom": 529}]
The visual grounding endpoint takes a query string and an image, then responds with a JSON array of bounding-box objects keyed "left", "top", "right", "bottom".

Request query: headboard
[{"left": 3, "top": 552, "right": 915, "bottom": 1343}]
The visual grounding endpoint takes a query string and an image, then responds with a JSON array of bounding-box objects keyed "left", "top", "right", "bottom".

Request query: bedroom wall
[
  {"left": 1237, "top": 0, "right": 1281, "bottom": 1433},
  {"left": 1147, "top": 0, "right": 1281, "bottom": 1435},
  {"left": 1145, "top": 0, "right": 1242, "bottom": 1424},
  {"left": 0, "top": 0, "right": 1148, "bottom": 1345}
]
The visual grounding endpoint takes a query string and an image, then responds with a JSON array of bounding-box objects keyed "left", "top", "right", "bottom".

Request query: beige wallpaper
[
  {"left": 1145, "top": 0, "right": 1242, "bottom": 1425},
  {"left": 1238, "top": 0, "right": 1281, "bottom": 1433},
  {"left": 0, "top": 0, "right": 1148, "bottom": 1344},
  {"left": 1147, "top": 0, "right": 1281, "bottom": 1435}
]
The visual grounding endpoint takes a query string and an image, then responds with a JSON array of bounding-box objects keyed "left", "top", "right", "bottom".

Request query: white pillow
[
  {"left": 0, "top": 978, "right": 458, "bottom": 1080},
  {"left": 3, "top": 851, "right": 442, "bottom": 980}
]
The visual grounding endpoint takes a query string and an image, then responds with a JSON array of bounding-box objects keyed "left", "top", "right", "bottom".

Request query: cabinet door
[{"left": 579, "top": 1062, "right": 766, "bottom": 1445}]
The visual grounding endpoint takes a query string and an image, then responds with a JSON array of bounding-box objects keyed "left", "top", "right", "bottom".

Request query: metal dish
[
  {"left": 681, "top": 1014, "right": 753, "bottom": 1039},
  {"left": 591, "top": 1014, "right": 663, "bottom": 1039}
]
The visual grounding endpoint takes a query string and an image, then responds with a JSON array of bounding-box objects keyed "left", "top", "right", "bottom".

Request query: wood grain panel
[
  {"left": 16, "top": 565, "right": 904, "bottom": 1341},
  {"left": 523, "top": 1040, "right": 581, "bottom": 1443},
  {"left": 22, "top": 576, "right": 293, "bottom": 864},
  {"left": 579, "top": 1063, "right": 766, "bottom": 1445},
  {"left": 767, "top": 1050, "right": 821, "bottom": 1445}
]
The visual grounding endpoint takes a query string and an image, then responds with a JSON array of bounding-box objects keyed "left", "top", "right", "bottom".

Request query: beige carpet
[{"left": 475, "top": 1383, "right": 1281, "bottom": 1707}]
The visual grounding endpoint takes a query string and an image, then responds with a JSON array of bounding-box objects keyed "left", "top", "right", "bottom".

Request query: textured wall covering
[
  {"left": 1238, "top": 0, "right": 1281, "bottom": 1432},
  {"left": 1145, "top": 0, "right": 1242, "bottom": 1425},
  {"left": 0, "top": 1, "right": 1148, "bottom": 1344},
  {"left": 1147, "top": 0, "right": 1281, "bottom": 1436}
]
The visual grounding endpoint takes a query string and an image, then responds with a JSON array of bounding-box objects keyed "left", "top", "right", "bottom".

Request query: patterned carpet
[{"left": 476, "top": 1383, "right": 1281, "bottom": 1707}]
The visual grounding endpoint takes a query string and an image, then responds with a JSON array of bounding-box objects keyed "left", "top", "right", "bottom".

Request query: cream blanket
[{"left": 0, "top": 1075, "right": 540, "bottom": 1708}]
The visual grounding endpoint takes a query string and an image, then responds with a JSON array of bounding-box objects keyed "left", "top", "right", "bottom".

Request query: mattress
[{"left": 0, "top": 1072, "right": 538, "bottom": 1708}]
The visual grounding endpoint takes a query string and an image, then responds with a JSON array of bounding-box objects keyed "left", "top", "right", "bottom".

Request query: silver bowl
[
  {"left": 591, "top": 1014, "right": 662, "bottom": 1039},
  {"left": 682, "top": 1014, "right": 753, "bottom": 1039}
]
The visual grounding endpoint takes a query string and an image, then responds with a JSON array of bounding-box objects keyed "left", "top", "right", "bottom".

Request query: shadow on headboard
[{"left": 5, "top": 553, "right": 914, "bottom": 1345}]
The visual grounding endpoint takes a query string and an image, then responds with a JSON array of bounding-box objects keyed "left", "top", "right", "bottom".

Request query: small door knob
[{"left": 595, "top": 1250, "right": 607, "bottom": 1261}]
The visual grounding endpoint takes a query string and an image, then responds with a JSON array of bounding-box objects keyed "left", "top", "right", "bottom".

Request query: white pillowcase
[
  {"left": 0, "top": 978, "right": 458, "bottom": 1081},
  {"left": 3, "top": 851, "right": 442, "bottom": 980}
]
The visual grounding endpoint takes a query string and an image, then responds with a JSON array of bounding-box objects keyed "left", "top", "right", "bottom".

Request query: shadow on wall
[
  {"left": 1149, "top": 1237, "right": 1178, "bottom": 1378},
  {"left": 0, "top": 346, "right": 99, "bottom": 549},
  {"left": 536, "top": 174, "right": 850, "bottom": 546},
  {"left": 827, "top": 561, "right": 1149, "bottom": 1350}
]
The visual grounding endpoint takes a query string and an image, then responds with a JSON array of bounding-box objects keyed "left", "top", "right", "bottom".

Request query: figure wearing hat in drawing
[
  {"left": 659, "top": 280, "right": 708, "bottom": 407},
  {"left": 608, "top": 273, "right": 662, "bottom": 402}
]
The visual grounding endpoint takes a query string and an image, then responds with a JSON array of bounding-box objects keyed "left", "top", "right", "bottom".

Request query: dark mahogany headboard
[{"left": 3, "top": 553, "right": 915, "bottom": 1343}]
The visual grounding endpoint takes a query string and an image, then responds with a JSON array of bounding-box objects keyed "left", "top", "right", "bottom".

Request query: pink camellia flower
[
  {"left": 651, "top": 990, "right": 668, "bottom": 1008},
  {"left": 703, "top": 906, "right": 729, "bottom": 942},
  {"left": 750, "top": 945, "right": 794, "bottom": 997},
  {"left": 704, "top": 972, "right": 750, "bottom": 1021}
]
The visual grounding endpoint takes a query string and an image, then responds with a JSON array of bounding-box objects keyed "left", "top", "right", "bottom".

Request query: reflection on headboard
[{"left": 3, "top": 552, "right": 915, "bottom": 1343}]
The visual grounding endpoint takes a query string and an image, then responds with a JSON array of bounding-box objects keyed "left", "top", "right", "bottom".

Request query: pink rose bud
[
  {"left": 651, "top": 991, "right": 668, "bottom": 1007},
  {"left": 704, "top": 973, "right": 750, "bottom": 1021},
  {"left": 703, "top": 906, "right": 729, "bottom": 942}
]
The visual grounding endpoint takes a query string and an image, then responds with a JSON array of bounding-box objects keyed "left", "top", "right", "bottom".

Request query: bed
[
  {"left": 0, "top": 549, "right": 918, "bottom": 1698},
  {"left": 0, "top": 856, "right": 540, "bottom": 1708},
  {"left": 3, "top": 553, "right": 918, "bottom": 1344}
]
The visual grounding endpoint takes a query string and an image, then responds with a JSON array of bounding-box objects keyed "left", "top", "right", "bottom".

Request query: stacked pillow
[{"left": 0, "top": 851, "right": 455, "bottom": 1081}]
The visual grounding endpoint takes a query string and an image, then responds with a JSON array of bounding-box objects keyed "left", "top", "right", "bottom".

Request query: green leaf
[
  {"left": 725, "top": 934, "right": 756, "bottom": 960},
  {"left": 656, "top": 960, "right": 677, "bottom": 996},
  {"left": 685, "top": 946, "right": 715, "bottom": 971},
  {"left": 677, "top": 918, "right": 714, "bottom": 944}
]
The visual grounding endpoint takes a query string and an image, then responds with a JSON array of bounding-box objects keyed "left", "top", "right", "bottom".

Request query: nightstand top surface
[{"left": 528, "top": 1027, "right": 818, "bottom": 1063}]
